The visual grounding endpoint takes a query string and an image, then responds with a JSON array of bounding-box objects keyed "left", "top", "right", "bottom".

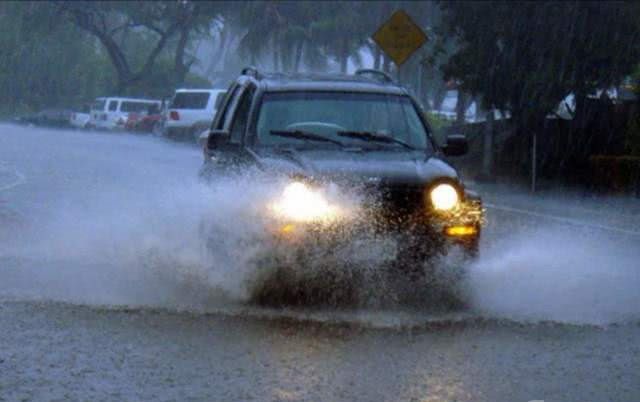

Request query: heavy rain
[{"left": 1, "top": 1, "right": 640, "bottom": 401}]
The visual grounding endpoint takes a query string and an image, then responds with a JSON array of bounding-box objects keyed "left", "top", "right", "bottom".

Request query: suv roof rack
[
  {"left": 354, "top": 69, "right": 394, "bottom": 83},
  {"left": 241, "top": 66, "right": 262, "bottom": 79}
]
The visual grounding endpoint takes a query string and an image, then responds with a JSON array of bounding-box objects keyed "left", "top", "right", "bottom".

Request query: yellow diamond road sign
[{"left": 372, "top": 10, "right": 427, "bottom": 67}]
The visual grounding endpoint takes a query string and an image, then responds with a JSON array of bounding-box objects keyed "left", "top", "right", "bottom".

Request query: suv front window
[{"left": 256, "top": 92, "right": 431, "bottom": 150}]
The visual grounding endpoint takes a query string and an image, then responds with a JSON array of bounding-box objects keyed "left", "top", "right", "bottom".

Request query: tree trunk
[
  {"left": 94, "top": 30, "right": 132, "bottom": 93},
  {"left": 116, "top": 79, "right": 127, "bottom": 95},
  {"left": 61, "top": 4, "right": 180, "bottom": 95},
  {"left": 174, "top": 26, "right": 191, "bottom": 87},
  {"left": 432, "top": 84, "right": 447, "bottom": 111},
  {"left": 559, "top": 89, "right": 587, "bottom": 171},
  {"left": 206, "top": 25, "right": 229, "bottom": 78}
]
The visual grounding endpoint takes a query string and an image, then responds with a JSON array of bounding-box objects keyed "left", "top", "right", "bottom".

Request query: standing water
[{"left": 0, "top": 124, "right": 639, "bottom": 327}]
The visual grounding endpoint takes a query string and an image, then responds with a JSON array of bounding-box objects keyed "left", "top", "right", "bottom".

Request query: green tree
[
  {"left": 58, "top": 0, "right": 216, "bottom": 94},
  {"left": 0, "top": 1, "right": 113, "bottom": 115},
  {"left": 439, "top": 0, "right": 640, "bottom": 176},
  {"left": 440, "top": 1, "right": 640, "bottom": 127}
]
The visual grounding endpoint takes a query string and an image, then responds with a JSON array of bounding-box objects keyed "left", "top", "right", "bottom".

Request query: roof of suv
[
  {"left": 174, "top": 88, "right": 226, "bottom": 93},
  {"left": 95, "top": 97, "right": 161, "bottom": 104},
  {"left": 244, "top": 70, "right": 408, "bottom": 95}
]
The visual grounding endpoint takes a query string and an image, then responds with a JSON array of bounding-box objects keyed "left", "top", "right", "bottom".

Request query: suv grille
[{"left": 359, "top": 184, "right": 426, "bottom": 227}]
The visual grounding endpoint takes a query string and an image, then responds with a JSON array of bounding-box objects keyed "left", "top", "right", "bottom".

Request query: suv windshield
[
  {"left": 256, "top": 92, "right": 431, "bottom": 150},
  {"left": 171, "top": 92, "right": 211, "bottom": 109}
]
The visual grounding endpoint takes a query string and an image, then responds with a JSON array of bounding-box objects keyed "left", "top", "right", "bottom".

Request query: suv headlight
[
  {"left": 269, "top": 181, "right": 339, "bottom": 222},
  {"left": 429, "top": 183, "right": 459, "bottom": 211}
]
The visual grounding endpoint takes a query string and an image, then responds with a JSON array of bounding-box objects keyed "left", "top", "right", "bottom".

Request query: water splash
[
  {"left": 466, "top": 224, "right": 640, "bottom": 325},
  {"left": 2, "top": 125, "right": 639, "bottom": 327}
]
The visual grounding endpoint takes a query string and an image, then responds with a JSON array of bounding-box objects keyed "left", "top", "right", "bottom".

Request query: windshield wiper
[
  {"left": 270, "top": 130, "right": 345, "bottom": 147},
  {"left": 337, "top": 131, "right": 414, "bottom": 150}
]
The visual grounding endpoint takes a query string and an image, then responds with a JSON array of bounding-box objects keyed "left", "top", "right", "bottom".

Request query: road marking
[
  {"left": 485, "top": 203, "right": 640, "bottom": 237},
  {"left": 0, "top": 162, "right": 26, "bottom": 192}
]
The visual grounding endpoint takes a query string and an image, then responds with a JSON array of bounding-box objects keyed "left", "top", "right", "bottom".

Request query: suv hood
[{"left": 250, "top": 148, "right": 459, "bottom": 186}]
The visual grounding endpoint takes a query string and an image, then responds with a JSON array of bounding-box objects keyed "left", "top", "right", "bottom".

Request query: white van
[
  {"left": 163, "top": 89, "right": 226, "bottom": 141},
  {"left": 89, "top": 97, "right": 161, "bottom": 130}
]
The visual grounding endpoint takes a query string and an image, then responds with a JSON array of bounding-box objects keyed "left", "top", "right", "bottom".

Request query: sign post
[{"left": 531, "top": 132, "right": 537, "bottom": 192}]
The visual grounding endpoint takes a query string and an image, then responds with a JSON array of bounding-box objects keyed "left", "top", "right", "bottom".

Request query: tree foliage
[
  {"left": 3, "top": 0, "right": 640, "bottom": 138},
  {"left": 0, "top": 2, "right": 114, "bottom": 115},
  {"left": 57, "top": 1, "right": 216, "bottom": 93},
  {"left": 439, "top": 1, "right": 640, "bottom": 126}
]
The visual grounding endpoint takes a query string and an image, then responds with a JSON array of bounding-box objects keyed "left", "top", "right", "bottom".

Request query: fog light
[
  {"left": 445, "top": 225, "right": 477, "bottom": 236},
  {"left": 279, "top": 223, "right": 296, "bottom": 234}
]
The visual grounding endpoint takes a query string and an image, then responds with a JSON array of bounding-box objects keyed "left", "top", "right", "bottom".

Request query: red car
[
  {"left": 132, "top": 113, "right": 164, "bottom": 133},
  {"left": 124, "top": 113, "right": 143, "bottom": 131},
  {"left": 124, "top": 104, "right": 164, "bottom": 133}
]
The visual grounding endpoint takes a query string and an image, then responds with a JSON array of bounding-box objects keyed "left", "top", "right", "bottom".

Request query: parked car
[
  {"left": 124, "top": 112, "right": 144, "bottom": 131},
  {"left": 163, "top": 89, "right": 226, "bottom": 142},
  {"left": 14, "top": 109, "right": 73, "bottom": 128},
  {"left": 88, "top": 97, "right": 161, "bottom": 130},
  {"left": 125, "top": 103, "right": 164, "bottom": 133},
  {"left": 69, "top": 104, "right": 91, "bottom": 129},
  {"left": 199, "top": 67, "right": 483, "bottom": 286}
]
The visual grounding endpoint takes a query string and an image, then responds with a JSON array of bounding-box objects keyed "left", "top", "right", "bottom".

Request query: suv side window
[
  {"left": 214, "top": 85, "right": 239, "bottom": 130},
  {"left": 229, "top": 85, "right": 256, "bottom": 144},
  {"left": 214, "top": 92, "right": 226, "bottom": 111},
  {"left": 108, "top": 100, "right": 118, "bottom": 112}
]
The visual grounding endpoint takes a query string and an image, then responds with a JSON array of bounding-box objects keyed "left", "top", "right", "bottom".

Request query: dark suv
[{"left": 199, "top": 67, "right": 483, "bottom": 273}]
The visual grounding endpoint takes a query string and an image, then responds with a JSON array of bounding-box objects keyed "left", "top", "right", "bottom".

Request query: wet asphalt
[{"left": 1, "top": 300, "right": 639, "bottom": 402}]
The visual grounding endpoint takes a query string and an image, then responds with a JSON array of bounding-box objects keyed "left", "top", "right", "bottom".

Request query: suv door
[
  {"left": 106, "top": 99, "right": 119, "bottom": 128},
  {"left": 203, "top": 83, "right": 252, "bottom": 174}
]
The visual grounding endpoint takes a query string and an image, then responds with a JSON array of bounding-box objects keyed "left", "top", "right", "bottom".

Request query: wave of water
[
  {"left": 466, "top": 224, "right": 640, "bottom": 326},
  {"left": 1, "top": 125, "right": 639, "bottom": 327}
]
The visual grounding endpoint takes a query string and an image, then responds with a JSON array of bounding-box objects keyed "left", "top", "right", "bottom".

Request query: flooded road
[
  {"left": 2, "top": 300, "right": 639, "bottom": 402},
  {"left": 1, "top": 124, "right": 639, "bottom": 401}
]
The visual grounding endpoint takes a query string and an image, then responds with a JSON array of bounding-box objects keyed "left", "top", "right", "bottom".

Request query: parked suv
[
  {"left": 69, "top": 104, "right": 91, "bottom": 129},
  {"left": 199, "top": 68, "right": 483, "bottom": 279},
  {"left": 89, "top": 97, "right": 161, "bottom": 130},
  {"left": 163, "top": 88, "right": 226, "bottom": 142}
]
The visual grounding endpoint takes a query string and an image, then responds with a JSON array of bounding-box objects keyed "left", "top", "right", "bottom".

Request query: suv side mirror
[
  {"left": 203, "top": 129, "right": 230, "bottom": 149},
  {"left": 197, "top": 130, "right": 210, "bottom": 148},
  {"left": 443, "top": 134, "right": 468, "bottom": 157}
]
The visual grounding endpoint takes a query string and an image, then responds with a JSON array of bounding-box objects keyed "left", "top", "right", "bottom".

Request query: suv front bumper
[{"left": 266, "top": 197, "right": 484, "bottom": 257}]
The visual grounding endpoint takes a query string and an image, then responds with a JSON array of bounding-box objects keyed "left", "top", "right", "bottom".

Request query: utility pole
[
  {"left": 419, "top": 57, "right": 430, "bottom": 109},
  {"left": 482, "top": 108, "right": 494, "bottom": 179},
  {"left": 531, "top": 131, "right": 537, "bottom": 193}
]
